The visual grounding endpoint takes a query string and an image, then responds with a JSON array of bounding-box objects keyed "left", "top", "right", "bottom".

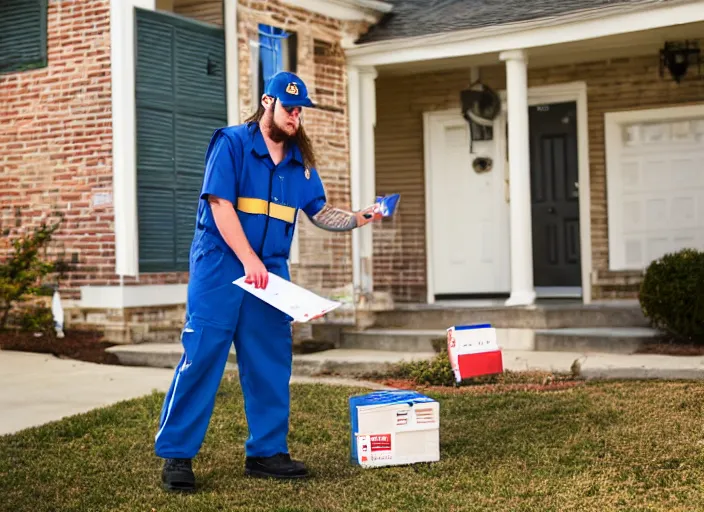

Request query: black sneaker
[
  {"left": 162, "top": 458, "right": 196, "bottom": 492},
  {"left": 245, "top": 453, "right": 309, "bottom": 480}
]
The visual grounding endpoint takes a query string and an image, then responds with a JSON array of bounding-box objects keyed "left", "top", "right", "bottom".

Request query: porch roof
[
  {"left": 346, "top": 0, "right": 704, "bottom": 69},
  {"left": 357, "top": 0, "right": 677, "bottom": 44}
]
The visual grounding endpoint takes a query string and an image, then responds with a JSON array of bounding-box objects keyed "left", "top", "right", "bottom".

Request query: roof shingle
[{"left": 356, "top": 0, "right": 673, "bottom": 44}]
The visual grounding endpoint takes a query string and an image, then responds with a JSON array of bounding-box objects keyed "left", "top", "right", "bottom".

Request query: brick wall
[
  {"left": 0, "top": 0, "right": 197, "bottom": 301},
  {"left": 237, "top": 0, "right": 369, "bottom": 296},
  {"left": 374, "top": 53, "right": 704, "bottom": 302},
  {"left": 0, "top": 0, "right": 366, "bottom": 307},
  {"left": 0, "top": 0, "right": 114, "bottom": 300}
]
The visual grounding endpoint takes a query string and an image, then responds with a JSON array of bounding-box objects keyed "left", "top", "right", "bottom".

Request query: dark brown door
[{"left": 529, "top": 102, "right": 581, "bottom": 287}]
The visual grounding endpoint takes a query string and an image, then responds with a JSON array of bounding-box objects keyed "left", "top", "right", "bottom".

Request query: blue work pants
[{"left": 154, "top": 234, "right": 293, "bottom": 459}]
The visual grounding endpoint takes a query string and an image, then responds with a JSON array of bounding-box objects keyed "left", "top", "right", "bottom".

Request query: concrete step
[
  {"left": 105, "top": 343, "right": 223, "bottom": 369},
  {"left": 534, "top": 327, "right": 662, "bottom": 355},
  {"left": 339, "top": 329, "right": 446, "bottom": 352},
  {"left": 105, "top": 344, "right": 704, "bottom": 381},
  {"left": 373, "top": 302, "right": 649, "bottom": 330},
  {"left": 106, "top": 344, "right": 435, "bottom": 378},
  {"left": 338, "top": 326, "right": 661, "bottom": 354}
]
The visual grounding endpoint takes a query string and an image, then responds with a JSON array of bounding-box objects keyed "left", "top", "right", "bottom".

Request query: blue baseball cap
[{"left": 264, "top": 71, "right": 315, "bottom": 108}]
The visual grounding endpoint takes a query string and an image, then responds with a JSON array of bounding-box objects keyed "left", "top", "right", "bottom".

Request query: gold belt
[{"left": 236, "top": 197, "right": 296, "bottom": 223}]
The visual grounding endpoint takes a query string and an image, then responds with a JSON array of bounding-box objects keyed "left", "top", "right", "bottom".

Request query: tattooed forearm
[{"left": 309, "top": 203, "right": 358, "bottom": 232}]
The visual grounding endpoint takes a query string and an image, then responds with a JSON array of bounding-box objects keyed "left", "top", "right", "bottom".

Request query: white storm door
[{"left": 425, "top": 111, "right": 509, "bottom": 296}]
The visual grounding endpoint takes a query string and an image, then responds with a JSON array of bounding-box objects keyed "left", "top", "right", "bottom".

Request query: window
[
  {"left": 251, "top": 24, "right": 297, "bottom": 105},
  {"left": 0, "top": 0, "right": 48, "bottom": 73}
]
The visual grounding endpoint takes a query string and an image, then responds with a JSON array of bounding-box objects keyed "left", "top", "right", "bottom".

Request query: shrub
[
  {"left": 0, "top": 219, "right": 62, "bottom": 330},
  {"left": 19, "top": 305, "right": 55, "bottom": 334},
  {"left": 392, "top": 350, "right": 456, "bottom": 387},
  {"left": 639, "top": 248, "right": 704, "bottom": 342},
  {"left": 387, "top": 350, "right": 573, "bottom": 387}
]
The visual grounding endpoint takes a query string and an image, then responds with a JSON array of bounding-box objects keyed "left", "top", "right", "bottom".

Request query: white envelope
[{"left": 233, "top": 273, "right": 342, "bottom": 323}]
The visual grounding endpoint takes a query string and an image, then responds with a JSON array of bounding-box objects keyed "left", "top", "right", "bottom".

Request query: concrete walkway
[
  {"left": 0, "top": 350, "right": 391, "bottom": 437},
  {"left": 503, "top": 350, "right": 704, "bottom": 380},
  {"left": 0, "top": 351, "right": 174, "bottom": 436}
]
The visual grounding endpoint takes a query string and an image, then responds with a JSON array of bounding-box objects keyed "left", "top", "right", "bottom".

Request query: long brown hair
[{"left": 244, "top": 102, "right": 317, "bottom": 170}]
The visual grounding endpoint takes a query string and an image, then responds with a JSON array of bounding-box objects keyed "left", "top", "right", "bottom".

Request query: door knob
[{"left": 548, "top": 207, "right": 556, "bottom": 214}]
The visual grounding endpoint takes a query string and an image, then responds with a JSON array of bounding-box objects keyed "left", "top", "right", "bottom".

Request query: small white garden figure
[{"left": 52, "top": 288, "right": 65, "bottom": 339}]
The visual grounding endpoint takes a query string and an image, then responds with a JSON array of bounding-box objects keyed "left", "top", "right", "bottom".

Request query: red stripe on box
[{"left": 458, "top": 350, "right": 504, "bottom": 379}]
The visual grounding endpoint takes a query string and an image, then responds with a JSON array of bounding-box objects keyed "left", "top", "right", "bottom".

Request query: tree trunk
[{"left": 0, "top": 305, "right": 11, "bottom": 330}]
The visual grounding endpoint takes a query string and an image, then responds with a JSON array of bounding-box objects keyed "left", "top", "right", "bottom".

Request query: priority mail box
[
  {"left": 349, "top": 390, "right": 440, "bottom": 468},
  {"left": 447, "top": 323, "right": 503, "bottom": 383}
]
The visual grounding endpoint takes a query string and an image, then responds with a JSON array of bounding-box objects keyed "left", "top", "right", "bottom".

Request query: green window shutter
[
  {"left": 175, "top": 114, "right": 226, "bottom": 267},
  {"left": 135, "top": 10, "right": 178, "bottom": 272},
  {"left": 136, "top": 108, "right": 177, "bottom": 273},
  {"left": 174, "top": 24, "right": 227, "bottom": 269},
  {"left": 0, "top": 0, "right": 48, "bottom": 73},
  {"left": 135, "top": 8, "right": 226, "bottom": 274},
  {"left": 174, "top": 25, "right": 227, "bottom": 117}
]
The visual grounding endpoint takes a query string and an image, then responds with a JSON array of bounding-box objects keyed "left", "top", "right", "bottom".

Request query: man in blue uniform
[{"left": 155, "top": 71, "right": 378, "bottom": 492}]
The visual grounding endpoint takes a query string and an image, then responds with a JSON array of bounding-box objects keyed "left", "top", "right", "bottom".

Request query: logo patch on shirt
[
  {"left": 304, "top": 168, "right": 310, "bottom": 180},
  {"left": 286, "top": 83, "right": 299, "bottom": 95}
]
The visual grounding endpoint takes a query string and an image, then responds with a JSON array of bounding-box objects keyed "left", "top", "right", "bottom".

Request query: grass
[{"left": 3, "top": 374, "right": 704, "bottom": 511}]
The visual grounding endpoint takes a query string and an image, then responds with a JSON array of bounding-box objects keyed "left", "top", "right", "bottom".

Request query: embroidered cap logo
[{"left": 285, "top": 83, "right": 299, "bottom": 95}]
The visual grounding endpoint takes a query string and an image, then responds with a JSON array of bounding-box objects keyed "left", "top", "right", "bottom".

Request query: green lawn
[{"left": 2, "top": 374, "right": 704, "bottom": 511}]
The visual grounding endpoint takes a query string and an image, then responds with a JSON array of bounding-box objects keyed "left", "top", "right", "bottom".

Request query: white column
[
  {"left": 111, "top": 0, "right": 156, "bottom": 277},
  {"left": 224, "top": 0, "right": 239, "bottom": 126},
  {"left": 348, "top": 65, "right": 377, "bottom": 301},
  {"left": 499, "top": 49, "right": 536, "bottom": 306}
]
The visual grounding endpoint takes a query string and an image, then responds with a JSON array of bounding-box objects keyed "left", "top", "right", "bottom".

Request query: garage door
[{"left": 606, "top": 106, "right": 704, "bottom": 270}]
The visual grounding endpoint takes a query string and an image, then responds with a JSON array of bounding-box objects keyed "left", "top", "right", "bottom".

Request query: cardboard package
[
  {"left": 349, "top": 390, "right": 440, "bottom": 468},
  {"left": 447, "top": 323, "right": 504, "bottom": 383}
]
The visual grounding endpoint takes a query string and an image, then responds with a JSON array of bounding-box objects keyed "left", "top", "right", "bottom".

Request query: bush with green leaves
[
  {"left": 639, "top": 248, "right": 704, "bottom": 343},
  {"left": 19, "top": 305, "right": 55, "bottom": 334},
  {"left": 392, "top": 349, "right": 457, "bottom": 387},
  {"left": 0, "top": 219, "right": 62, "bottom": 330}
]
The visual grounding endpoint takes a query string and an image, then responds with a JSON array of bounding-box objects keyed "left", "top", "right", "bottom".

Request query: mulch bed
[
  {"left": 375, "top": 376, "right": 585, "bottom": 395},
  {"left": 635, "top": 340, "right": 704, "bottom": 356},
  {"left": 0, "top": 329, "right": 120, "bottom": 365}
]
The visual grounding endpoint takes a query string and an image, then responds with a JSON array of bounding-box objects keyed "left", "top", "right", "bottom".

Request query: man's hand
[
  {"left": 355, "top": 205, "right": 381, "bottom": 228},
  {"left": 243, "top": 254, "right": 268, "bottom": 289}
]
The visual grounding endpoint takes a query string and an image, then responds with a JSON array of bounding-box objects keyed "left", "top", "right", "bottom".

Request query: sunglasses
[{"left": 282, "top": 105, "right": 302, "bottom": 114}]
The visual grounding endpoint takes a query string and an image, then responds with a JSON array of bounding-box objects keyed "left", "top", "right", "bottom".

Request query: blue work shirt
[{"left": 192, "top": 121, "right": 327, "bottom": 280}]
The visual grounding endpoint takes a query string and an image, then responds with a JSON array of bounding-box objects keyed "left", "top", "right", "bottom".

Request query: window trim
[{"left": 112, "top": 0, "right": 239, "bottom": 277}]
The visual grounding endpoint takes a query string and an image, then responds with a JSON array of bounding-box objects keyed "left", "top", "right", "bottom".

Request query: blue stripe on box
[
  {"left": 455, "top": 323, "right": 492, "bottom": 331},
  {"left": 349, "top": 390, "right": 436, "bottom": 464}
]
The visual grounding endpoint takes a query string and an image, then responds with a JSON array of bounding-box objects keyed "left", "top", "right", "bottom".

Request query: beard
[{"left": 266, "top": 108, "right": 297, "bottom": 143}]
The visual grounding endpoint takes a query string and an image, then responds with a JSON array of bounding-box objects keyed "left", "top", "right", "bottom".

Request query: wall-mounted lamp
[
  {"left": 460, "top": 81, "right": 500, "bottom": 153},
  {"left": 659, "top": 40, "right": 701, "bottom": 83}
]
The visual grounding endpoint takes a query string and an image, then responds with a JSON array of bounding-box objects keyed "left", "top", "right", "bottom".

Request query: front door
[
  {"left": 529, "top": 101, "right": 581, "bottom": 289},
  {"left": 426, "top": 111, "right": 510, "bottom": 298}
]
